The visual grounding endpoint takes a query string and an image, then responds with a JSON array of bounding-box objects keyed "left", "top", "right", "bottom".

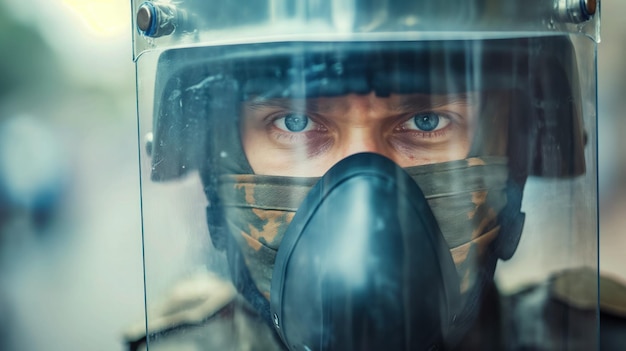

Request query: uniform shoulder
[
  {"left": 503, "top": 267, "right": 626, "bottom": 350},
  {"left": 551, "top": 267, "right": 626, "bottom": 317},
  {"left": 123, "top": 271, "right": 237, "bottom": 350},
  {"left": 123, "top": 271, "right": 284, "bottom": 351},
  {"left": 551, "top": 268, "right": 626, "bottom": 350}
]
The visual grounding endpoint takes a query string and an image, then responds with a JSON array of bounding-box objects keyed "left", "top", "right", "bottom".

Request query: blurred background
[{"left": 0, "top": 1, "right": 623, "bottom": 350}]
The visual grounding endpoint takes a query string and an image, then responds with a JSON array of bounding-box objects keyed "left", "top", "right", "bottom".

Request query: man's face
[{"left": 241, "top": 92, "right": 480, "bottom": 176}]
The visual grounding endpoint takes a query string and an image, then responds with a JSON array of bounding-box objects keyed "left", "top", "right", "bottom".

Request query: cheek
[
  {"left": 242, "top": 126, "right": 337, "bottom": 176},
  {"left": 241, "top": 125, "right": 295, "bottom": 175},
  {"left": 241, "top": 131, "right": 333, "bottom": 176},
  {"left": 241, "top": 128, "right": 266, "bottom": 171},
  {"left": 449, "top": 134, "right": 473, "bottom": 158},
  {"left": 391, "top": 136, "right": 473, "bottom": 167}
]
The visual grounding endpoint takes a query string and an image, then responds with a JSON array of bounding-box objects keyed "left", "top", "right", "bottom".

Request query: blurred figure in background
[
  {"left": 0, "top": 0, "right": 143, "bottom": 350},
  {"left": 0, "top": 113, "right": 68, "bottom": 259},
  {"left": 0, "top": 0, "right": 66, "bottom": 236},
  {"left": 0, "top": 5, "right": 67, "bottom": 349}
]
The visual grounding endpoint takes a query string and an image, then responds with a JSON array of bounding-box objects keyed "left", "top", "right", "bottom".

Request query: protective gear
[
  {"left": 132, "top": 0, "right": 600, "bottom": 350},
  {"left": 147, "top": 38, "right": 586, "bottom": 181},
  {"left": 220, "top": 155, "right": 508, "bottom": 296},
  {"left": 212, "top": 152, "right": 521, "bottom": 350},
  {"left": 269, "top": 153, "right": 459, "bottom": 350},
  {"left": 219, "top": 152, "right": 522, "bottom": 349},
  {"left": 124, "top": 269, "right": 626, "bottom": 351}
]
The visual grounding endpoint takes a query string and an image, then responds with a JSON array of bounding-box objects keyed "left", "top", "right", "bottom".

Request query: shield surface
[{"left": 130, "top": 1, "right": 600, "bottom": 350}]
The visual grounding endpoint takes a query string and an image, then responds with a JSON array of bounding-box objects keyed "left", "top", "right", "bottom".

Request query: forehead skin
[{"left": 241, "top": 92, "right": 485, "bottom": 177}]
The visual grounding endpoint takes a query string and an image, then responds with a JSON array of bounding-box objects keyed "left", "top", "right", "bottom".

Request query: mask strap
[
  {"left": 223, "top": 223, "right": 274, "bottom": 326},
  {"left": 204, "top": 198, "right": 275, "bottom": 326},
  {"left": 205, "top": 205, "right": 227, "bottom": 251},
  {"left": 492, "top": 179, "right": 525, "bottom": 260},
  {"left": 203, "top": 174, "right": 281, "bottom": 328}
]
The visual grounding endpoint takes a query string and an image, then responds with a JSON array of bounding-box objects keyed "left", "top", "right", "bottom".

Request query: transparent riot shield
[{"left": 130, "top": 1, "right": 600, "bottom": 350}]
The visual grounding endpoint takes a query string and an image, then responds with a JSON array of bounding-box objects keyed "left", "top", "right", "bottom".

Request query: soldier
[{"left": 125, "top": 1, "right": 623, "bottom": 350}]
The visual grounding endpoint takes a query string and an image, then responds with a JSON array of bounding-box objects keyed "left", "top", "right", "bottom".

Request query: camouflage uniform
[
  {"left": 124, "top": 157, "right": 626, "bottom": 350},
  {"left": 125, "top": 156, "right": 527, "bottom": 350},
  {"left": 123, "top": 272, "right": 284, "bottom": 351},
  {"left": 124, "top": 268, "right": 626, "bottom": 350}
]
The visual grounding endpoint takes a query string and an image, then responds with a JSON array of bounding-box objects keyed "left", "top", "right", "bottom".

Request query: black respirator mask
[{"left": 271, "top": 152, "right": 461, "bottom": 350}]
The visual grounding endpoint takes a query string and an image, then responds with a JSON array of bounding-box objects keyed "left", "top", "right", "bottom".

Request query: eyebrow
[
  {"left": 244, "top": 93, "right": 477, "bottom": 114},
  {"left": 390, "top": 93, "right": 477, "bottom": 113},
  {"left": 245, "top": 98, "right": 336, "bottom": 114}
]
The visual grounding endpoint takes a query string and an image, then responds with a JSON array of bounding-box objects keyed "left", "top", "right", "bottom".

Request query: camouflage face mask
[{"left": 218, "top": 156, "right": 508, "bottom": 300}]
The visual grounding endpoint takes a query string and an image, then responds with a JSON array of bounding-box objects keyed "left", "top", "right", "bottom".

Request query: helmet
[{"left": 132, "top": 1, "right": 600, "bottom": 350}]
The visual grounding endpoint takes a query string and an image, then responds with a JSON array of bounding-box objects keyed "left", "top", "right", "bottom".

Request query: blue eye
[
  {"left": 413, "top": 113, "right": 440, "bottom": 132},
  {"left": 284, "top": 114, "right": 308, "bottom": 131},
  {"left": 274, "top": 113, "right": 313, "bottom": 132},
  {"left": 399, "top": 112, "right": 450, "bottom": 133}
]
